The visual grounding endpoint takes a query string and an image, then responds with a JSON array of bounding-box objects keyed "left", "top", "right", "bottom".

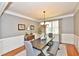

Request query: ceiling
[{"left": 6, "top": 2, "right": 78, "bottom": 21}]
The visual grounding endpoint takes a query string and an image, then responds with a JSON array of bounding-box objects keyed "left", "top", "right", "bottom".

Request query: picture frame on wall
[
  {"left": 18, "top": 24, "right": 25, "bottom": 30},
  {"left": 30, "top": 25, "right": 35, "bottom": 30}
]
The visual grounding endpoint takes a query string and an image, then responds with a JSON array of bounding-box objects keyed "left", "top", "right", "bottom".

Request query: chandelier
[{"left": 43, "top": 11, "right": 46, "bottom": 40}]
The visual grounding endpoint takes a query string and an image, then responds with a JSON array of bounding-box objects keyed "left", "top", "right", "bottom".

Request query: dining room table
[{"left": 31, "top": 36, "right": 53, "bottom": 55}]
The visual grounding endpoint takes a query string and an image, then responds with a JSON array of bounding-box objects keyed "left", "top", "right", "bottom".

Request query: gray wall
[
  {"left": 0, "top": 17, "right": 1, "bottom": 38},
  {"left": 61, "top": 16, "right": 74, "bottom": 34},
  {"left": 74, "top": 10, "right": 79, "bottom": 36},
  {"left": 0, "top": 13, "right": 39, "bottom": 39}
]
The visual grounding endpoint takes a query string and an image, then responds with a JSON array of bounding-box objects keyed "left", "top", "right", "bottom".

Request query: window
[
  {"left": 52, "top": 20, "right": 59, "bottom": 34},
  {"left": 40, "top": 20, "right": 59, "bottom": 35}
]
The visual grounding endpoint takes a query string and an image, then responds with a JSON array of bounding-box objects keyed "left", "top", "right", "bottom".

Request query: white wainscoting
[
  {"left": 0, "top": 40, "right": 3, "bottom": 55},
  {"left": 61, "top": 34, "right": 75, "bottom": 44},
  {"left": 74, "top": 35, "right": 79, "bottom": 52},
  {"left": 61, "top": 34, "right": 79, "bottom": 52},
  {"left": 0, "top": 34, "right": 78, "bottom": 55},
  {"left": 0, "top": 35, "right": 24, "bottom": 55}
]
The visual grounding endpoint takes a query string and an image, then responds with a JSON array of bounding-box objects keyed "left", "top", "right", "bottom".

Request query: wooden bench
[{"left": 47, "top": 41, "right": 59, "bottom": 56}]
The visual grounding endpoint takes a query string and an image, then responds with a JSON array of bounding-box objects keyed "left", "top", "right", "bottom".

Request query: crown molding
[
  {"left": 0, "top": 2, "right": 9, "bottom": 16},
  {"left": 5, "top": 10, "right": 74, "bottom": 22},
  {"left": 73, "top": 3, "right": 79, "bottom": 15},
  {"left": 5, "top": 10, "right": 40, "bottom": 22},
  {"left": 45, "top": 13, "right": 74, "bottom": 21}
]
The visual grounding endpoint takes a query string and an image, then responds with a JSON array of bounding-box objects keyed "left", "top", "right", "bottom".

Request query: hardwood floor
[
  {"left": 2, "top": 44, "right": 79, "bottom": 56},
  {"left": 2, "top": 45, "right": 25, "bottom": 56},
  {"left": 66, "top": 44, "right": 79, "bottom": 56}
]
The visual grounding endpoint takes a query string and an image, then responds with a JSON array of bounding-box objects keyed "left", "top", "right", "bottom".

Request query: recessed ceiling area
[{"left": 6, "top": 2, "right": 78, "bottom": 21}]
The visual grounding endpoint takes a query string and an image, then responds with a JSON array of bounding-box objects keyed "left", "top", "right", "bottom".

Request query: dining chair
[{"left": 24, "top": 41, "right": 41, "bottom": 56}]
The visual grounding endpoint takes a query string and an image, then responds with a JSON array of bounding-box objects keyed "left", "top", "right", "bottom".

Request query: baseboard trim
[{"left": 2, "top": 45, "right": 25, "bottom": 56}]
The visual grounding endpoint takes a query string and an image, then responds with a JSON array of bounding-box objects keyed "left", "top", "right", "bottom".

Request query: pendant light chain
[
  {"left": 43, "top": 11, "right": 45, "bottom": 24},
  {"left": 43, "top": 11, "right": 46, "bottom": 38}
]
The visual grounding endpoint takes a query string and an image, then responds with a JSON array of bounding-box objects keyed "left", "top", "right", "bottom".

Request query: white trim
[
  {"left": 74, "top": 35, "right": 79, "bottom": 40},
  {"left": 61, "top": 34, "right": 75, "bottom": 44},
  {"left": 46, "top": 13, "right": 74, "bottom": 21},
  {"left": 0, "top": 2, "right": 9, "bottom": 16},
  {"left": 73, "top": 3, "right": 79, "bottom": 15},
  {"left": 74, "top": 34, "right": 79, "bottom": 52},
  {"left": 5, "top": 10, "right": 41, "bottom": 22},
  {"left": 5, "top": 10, "right": 74, "bottom": 22},
  {"left": 1, "top": 0, "right": 79, "bottom": 2},
  {"left": 0, "top": 35, "right": 24, "bottom": 55}
]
